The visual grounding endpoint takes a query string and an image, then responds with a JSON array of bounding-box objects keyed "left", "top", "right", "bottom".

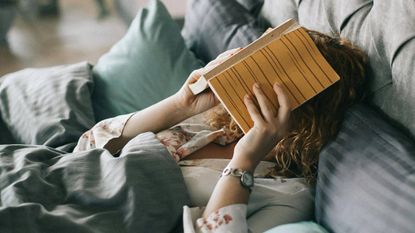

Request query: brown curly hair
[{"left": 206, "top": 29, "right": 368, "bottom": 183}]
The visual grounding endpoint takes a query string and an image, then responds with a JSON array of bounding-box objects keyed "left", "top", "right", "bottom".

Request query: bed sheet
[{"left": 0, "top": 132, "right": 190, "bottom": 233}]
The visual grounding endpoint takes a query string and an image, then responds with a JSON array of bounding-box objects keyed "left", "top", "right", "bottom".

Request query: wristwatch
[{"left": 221, "top": 167, "right": 254, "bottom": 192}]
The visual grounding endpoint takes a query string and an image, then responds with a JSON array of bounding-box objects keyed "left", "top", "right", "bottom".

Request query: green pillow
[
  {"left": 265, "top": 222, "right": 329, "bottom": 233},
  {"left": 92, "top": 0, "right": 202, "bottom": 120}
]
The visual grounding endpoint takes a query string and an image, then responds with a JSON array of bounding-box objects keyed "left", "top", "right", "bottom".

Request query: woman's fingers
[
  {"left": 205, "top": 48, "right": 242, "bottom": 68},
  {"left": 187, "top": 69, "right": 204, "bottom": 84},
  {"left": 252, "top": 83, "right": 277, "bottom": 121},
  {"left": 244, "top": 94, "right": 264, "bottom": 125},
  {"left": 273, "top": 83, "right": 290, "bottom": 123},
  {"left": 199, "top": 48, "right": 243, "bottom": 86},
  {"left": 216, "top": 47, "right": 242, "bottom": 59}
]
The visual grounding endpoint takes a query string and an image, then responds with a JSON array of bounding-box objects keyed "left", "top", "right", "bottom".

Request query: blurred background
[{"left": 0, "top": 0, "right": 187, "bottom": 76}]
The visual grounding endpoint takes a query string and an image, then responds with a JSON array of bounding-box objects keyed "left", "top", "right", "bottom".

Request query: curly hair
[{"left": 206, "top": 29, "right": 368, "bottom": 183}]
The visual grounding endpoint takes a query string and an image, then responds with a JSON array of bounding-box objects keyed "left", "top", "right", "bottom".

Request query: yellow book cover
[{"left": 189, "top": 19, "right": 340, "bottom": 134}]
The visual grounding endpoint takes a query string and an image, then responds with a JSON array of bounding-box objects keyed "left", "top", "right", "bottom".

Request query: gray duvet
[{"left": 0, "top": 132, "right": 190, "bottom": 233}]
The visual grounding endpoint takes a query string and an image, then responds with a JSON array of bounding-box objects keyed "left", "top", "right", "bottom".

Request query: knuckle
[
  {"left": 257, "top": 124, "right": 270, "bottom": 134},
  {"left": 272, "top": 126, "right": 279, "bottom": 134},
  {"left": 267, "top": 125, "right": 279, "bottom": 135},
  {"left": 191, "top": 69, "right": 202, "bottom": 76}
]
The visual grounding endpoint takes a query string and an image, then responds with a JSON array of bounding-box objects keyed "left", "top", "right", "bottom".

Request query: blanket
[{"left": 0, "top": 132, "right": 190, "bottom": 233}]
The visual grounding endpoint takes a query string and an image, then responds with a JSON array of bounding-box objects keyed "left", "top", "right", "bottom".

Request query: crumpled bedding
[{"left": 0, "top": 132, "right": 190, "bottom": 233}]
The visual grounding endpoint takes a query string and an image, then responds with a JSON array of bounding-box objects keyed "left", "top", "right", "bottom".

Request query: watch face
[{"left": 241, "top": 172, "right": 254, "bottom": 187}]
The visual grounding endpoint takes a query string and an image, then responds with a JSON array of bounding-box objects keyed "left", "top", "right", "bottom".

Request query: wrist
[
  {"left": 228, "top": 156, "right": 258, "bottom": 173},
  {"left": 170, "top": 94, "right": 193, "bottom": 118}
]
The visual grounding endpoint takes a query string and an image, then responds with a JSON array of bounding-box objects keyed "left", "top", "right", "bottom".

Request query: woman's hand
[
  {"left": 230, "top": 83, "right": 291, "bottom": 171},
  {"left": 201, "top": 84, "right": 290, "bottom": 218},
  {"left": 173, "top": 48, "right": 242, "bottom": 117}
]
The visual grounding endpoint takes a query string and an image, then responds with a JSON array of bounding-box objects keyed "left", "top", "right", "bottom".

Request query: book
[{"left": 189, "top": 19, "right": 340, "bottom": 134}]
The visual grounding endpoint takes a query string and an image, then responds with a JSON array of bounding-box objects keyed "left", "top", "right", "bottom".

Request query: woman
[{"left": 74, "top": 29, "right": 367, "bottom": 232}]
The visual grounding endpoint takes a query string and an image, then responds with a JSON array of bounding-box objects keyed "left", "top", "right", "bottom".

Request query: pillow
[
  {"left": 92, "top": 0, "right": 202, "bottom": 121},
  {"left": 316, "top": 103, "right": 415, "bottom": 233},
  {"left": 0, "top": 118, "right": 14, "bottom": 144},
  {"left": 181, "top": 0, "right": 265, "bottom": 63},
  {"left": 258, "top": 0, "right": 299, "bottom": 28},
  {"left": 0, "top": 62, "right": 95, "bottom": 149},
  {"left": 264, "top": 222, "right": 329, "bottom": 233},
  {"left": 235, "top": 0, "right": 265, "bottom": 14},
  {"left": 0, "top": 77, "right": 15, "bottom": 144}
]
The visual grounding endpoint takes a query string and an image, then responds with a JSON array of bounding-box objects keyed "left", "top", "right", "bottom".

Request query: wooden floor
[{"left": 0, "top": 0, "right": 127, "bottom": 76}]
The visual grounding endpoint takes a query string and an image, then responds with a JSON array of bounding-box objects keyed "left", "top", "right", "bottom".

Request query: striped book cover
[{"left": 190, "top": 19, "right": 340, "bottom": 134}]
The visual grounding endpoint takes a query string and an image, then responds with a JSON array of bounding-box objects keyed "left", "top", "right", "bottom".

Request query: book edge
[{"left": 203, "top": 19, "right": 300, "bottom": 81}]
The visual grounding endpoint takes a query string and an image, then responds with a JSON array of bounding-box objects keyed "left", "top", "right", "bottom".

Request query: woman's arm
[
  {"left": 105, "top": 48, "right": 242, "bottom": 154},
  {"left": 105, "top": 95, "right": 194, "bottom": 153},
  {"left": 202, "top": 83, "right": 291, "bottom": 218}
]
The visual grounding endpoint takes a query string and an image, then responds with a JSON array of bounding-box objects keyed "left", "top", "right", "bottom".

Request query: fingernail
[
  {"left": 254, "top": 83, "right": 260, "bottom": 89},
  {"left": 244, "top": 94, "right": 251, "bottom": 101}
]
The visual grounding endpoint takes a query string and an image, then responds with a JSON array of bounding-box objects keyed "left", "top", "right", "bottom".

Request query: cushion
[
  {"left": 0, "top": 78, "right": 15, "bottom": 144},
  {"left": 258, "top": 0, "right": 415, "bottom": 137},
  {"left": 235, "top": 0, "right": 265, "bottom": 14},
  {"left": 0, "top": 118, "right": 14, "bottom": 144},
  {"left": 264, "top": 221, "right": 329, "bottom": 233},
  {"left": 0, "top": 62, "right": 95, "bottom": 149},
  {"left": 316, "top": 103, "right": 415, "bottom": 233},
  {"left": 181, "top": 0, "right": 266, "bottom": 63},
  {"left": 92, "top": 0, "right": 201, "bottom": 121}
]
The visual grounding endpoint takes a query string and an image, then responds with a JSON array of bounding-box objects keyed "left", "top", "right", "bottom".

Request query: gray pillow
[
  {"left": 0, "top": 62, "right": 95, "bottom": 149},
  {"left": 182, "top": 0, "right": 265, "bottom": 63},
  {"left": 0, "top": 118, "right": 14, "bottom": 144},
  {"left": 0, "top": 78, "right": 15, "bottom": 144},
  {"left": 235, "top": 0, "right": 264, "bottom": 14},
  {"left": 316, "top": 103, "right": 415, "bottom": 233}
]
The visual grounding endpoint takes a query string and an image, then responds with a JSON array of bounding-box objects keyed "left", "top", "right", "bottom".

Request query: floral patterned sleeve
[
  {"left": 156, "top": 122, "right": 242, "bottom": 162},
  {"left": 183, "top": 204, "right": 248, "bottom": 233},
  {"left": 156, "top": 125, "right": 225, "bottom": 161},
  {"left": 73, "top": 113, "right": 135, "bottom": 153},
  {"left": 74, "top": 110, "right": 242, "bottom": 160}
]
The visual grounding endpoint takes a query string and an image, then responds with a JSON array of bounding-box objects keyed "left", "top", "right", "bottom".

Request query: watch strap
[{"left": 221, "top": 167, "right": 254, "bottom": 192}]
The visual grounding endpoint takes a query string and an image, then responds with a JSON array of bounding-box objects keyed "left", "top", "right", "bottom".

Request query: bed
[{"left": 0, "top": 62, "right": 190, "bottom": 232}]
